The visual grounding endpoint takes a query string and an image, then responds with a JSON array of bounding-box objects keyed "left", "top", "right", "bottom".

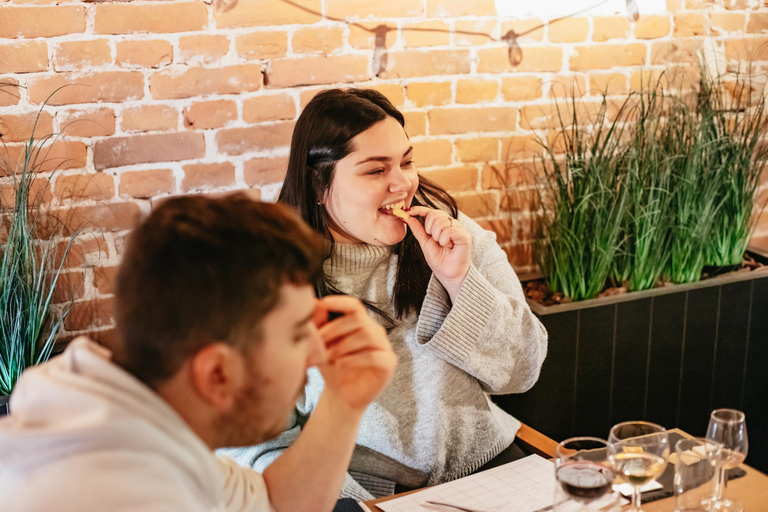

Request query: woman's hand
[{"left": 402, "top": 206, "right": 472, "bottom": 302}]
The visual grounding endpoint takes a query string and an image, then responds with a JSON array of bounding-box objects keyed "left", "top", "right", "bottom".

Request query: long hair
[{"left": 279, "top": 88, "right": 458, "bottom": 319}]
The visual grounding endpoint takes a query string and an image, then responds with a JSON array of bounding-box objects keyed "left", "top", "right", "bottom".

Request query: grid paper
[{"left": 376, "top": 455, "right": 557, "bottom": 512}]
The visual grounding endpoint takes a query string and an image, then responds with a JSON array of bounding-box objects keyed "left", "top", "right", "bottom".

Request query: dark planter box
[
  {"left": 0, "top": 395, "right": 8, "bottom": 417},
  {"left": 493, "top": 250, "right": 768, "bottom": 473}
]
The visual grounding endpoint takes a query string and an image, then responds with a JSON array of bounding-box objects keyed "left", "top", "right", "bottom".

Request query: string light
[
  {"left": 214, "top": 0, "right": 643, "bottom": 69},
  {"left": 626, "top": 0, "right": 641, "bottom": 21}
]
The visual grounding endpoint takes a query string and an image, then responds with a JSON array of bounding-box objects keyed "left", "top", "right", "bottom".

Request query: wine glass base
[{"left": 711, "top": 499, "right": 744, "bottom": 512}]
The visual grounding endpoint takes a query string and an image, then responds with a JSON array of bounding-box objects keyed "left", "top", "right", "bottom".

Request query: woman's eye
[
  {"left": 367, "top": 169, "right": 385, "bottom": 175},
  {"left": 402, "top": 160, "right": 414, "bottom": 167}
]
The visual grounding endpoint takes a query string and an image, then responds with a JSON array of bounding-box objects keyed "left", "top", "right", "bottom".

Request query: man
[{"left": 0, "top": 194, "right": 397, "bottom": 512}]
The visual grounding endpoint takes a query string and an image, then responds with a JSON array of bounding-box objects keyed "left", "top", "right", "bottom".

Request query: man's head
[{"left": 113, "top": 194, "right": 327, "bottom": 447}]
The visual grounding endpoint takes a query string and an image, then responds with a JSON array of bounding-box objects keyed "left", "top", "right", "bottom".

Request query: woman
[{"left": 225, "top": 88, "right": 547, "bottom": 500}]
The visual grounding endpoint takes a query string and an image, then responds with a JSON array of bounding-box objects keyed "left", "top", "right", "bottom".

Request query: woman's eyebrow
[
  {"left": 354, "top": 146, "right": 413, "bottom": 166},
  {"left": 355, "top": 155, "right": 390, "bottom": 165}
]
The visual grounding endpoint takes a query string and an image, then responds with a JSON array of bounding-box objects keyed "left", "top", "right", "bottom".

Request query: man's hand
[
  {"left": 263, "top": 296, "right": 395, "bottom": 512},
  {"left": 313, "top": 295, "right": 396, "bottom": 412}
]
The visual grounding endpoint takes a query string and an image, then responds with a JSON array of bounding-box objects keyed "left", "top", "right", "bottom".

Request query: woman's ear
[{"left": 189, "top": 343, "right": 246, "bottom": 413}]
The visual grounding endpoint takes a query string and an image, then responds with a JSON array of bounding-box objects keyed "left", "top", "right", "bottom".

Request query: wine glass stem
[
  {"left": 631, "top": 487, "right": 642, "bottom": 511},
  {"left": 715, "top": 465, "right": 728, "bottom": 501}
]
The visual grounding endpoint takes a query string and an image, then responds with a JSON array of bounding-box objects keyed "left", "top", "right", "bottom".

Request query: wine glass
[
  {"left": 706, "top": 409, "right": 748, "bottom": 512},
  {"left": 607, "top": 421, "right": 669, "bottom": 512},
  {"left": 555, "top": 437, "right": 615, "bottom": 510}
]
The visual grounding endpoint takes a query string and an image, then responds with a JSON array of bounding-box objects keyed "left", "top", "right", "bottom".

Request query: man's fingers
[
  {"left": 330, "top": 349, "right": 397, "bottom": 372},
  {"left": 319, "top": 315, "right": 366, "bottom": 346},
  {"left": 312, "top": 301, "right": 330, "bottom": 328},
  {"left": 325, "top": 329, "right": 388, "bottom": 361},
  {"left": 316, "top": 294, "right": 367, "bottom": 319}
]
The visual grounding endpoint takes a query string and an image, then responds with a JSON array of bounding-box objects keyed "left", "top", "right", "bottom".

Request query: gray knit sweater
[{"left": 219, "top": 213, "right": 548, "bottom": 500}]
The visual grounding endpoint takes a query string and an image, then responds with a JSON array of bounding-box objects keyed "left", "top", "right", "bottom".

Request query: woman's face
[{"left": 323, "top": 116, "right": 419, "bottom": 246}]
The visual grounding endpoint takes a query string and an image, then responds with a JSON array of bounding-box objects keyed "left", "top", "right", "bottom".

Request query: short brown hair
[{"left": 113, "top": 193, "right": 326, "bottom": 386}]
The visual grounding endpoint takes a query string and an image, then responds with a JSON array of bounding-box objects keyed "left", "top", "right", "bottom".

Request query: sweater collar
[{"left": 326, "top": 243, "right": 394, "bottom": 272}]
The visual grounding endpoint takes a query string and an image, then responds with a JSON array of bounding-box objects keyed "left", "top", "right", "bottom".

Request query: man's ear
[{"left": 189, "top": 343, "right": 245, "bottom": 413}]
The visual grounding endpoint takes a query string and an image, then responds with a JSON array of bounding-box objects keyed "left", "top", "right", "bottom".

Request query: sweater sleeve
[{"left": 415, "top": 213, "right": 548, "bottom": 394}]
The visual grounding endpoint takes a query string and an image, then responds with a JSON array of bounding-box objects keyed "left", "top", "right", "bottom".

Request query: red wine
[{"left": 556, "top": 462, "right": 614, "bottom": 501}]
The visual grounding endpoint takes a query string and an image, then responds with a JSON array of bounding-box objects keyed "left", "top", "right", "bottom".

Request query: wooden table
[
  {"left": 365, "top": 430, "right": 768, "bottom": 511},
  {"left": 642, "top": 464, "right": 768, "bottom": 511}
]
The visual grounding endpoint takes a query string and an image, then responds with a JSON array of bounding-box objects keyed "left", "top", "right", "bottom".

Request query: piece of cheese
[
  {"left": 392, "top": 206, "right": 409, "bottom": 219},
  {"left": 680, "top": 451, "right": 701, "bottom": 465}
]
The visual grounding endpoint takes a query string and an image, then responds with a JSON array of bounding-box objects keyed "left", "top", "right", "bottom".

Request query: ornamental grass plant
[
  {"left": 697, "top": 63, "right": 768, "bottom": 267},
  {"left": 611, "top": 80, "right": 675, "bottom": 292},
  {"left": 664, "top": 100, "right": 726, "bottom": 284},
  {"left": 532, "top": 58, "right": 768, "bottom": 302},
  {"left": 0, "top": 93, "right": 79, "bottom": 396},
  {"left": 533, "top": 93, "right": 632, "bottom": 301}
]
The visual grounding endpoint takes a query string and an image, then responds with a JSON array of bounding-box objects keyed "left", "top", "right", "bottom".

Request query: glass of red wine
[{"left": 555, "top": 437, "right": 615, "bottom": 510}]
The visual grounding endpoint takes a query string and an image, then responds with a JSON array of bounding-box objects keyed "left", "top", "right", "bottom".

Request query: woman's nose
[{"left": 389, "top": 167, "right": 413, "bottom": 193}]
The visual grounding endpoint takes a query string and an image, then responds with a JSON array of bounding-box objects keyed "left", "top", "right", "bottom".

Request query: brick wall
[{"left": 1, "top": 0, "right": 767, "bottom": 340}]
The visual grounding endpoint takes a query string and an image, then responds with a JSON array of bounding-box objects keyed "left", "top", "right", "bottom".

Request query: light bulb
[
  {"left": 212, "top": 0, "right": 238, "bottom": 12},
  {"left": 625, "top": 0, "right": 640, "bottom": 22}
]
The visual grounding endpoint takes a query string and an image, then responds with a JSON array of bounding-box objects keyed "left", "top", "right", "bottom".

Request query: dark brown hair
[
  {"left": 113, "top": 193, "right": 325, "bottom": 386},
  {"left": 278, "top": 88, "right": 457, "bottom": 319}
]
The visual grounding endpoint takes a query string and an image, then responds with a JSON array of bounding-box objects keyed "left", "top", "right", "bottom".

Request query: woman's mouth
[{"left": 378, "top": 200, "right": 406, "bottom": 216}]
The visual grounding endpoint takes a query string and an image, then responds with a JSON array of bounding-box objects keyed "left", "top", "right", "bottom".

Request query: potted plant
[
  {"left": 0, "top": 94, "right": 79, "bottom": 416},
  {"left": 491, "top": 64, "right": 768, "bottom": 473}
]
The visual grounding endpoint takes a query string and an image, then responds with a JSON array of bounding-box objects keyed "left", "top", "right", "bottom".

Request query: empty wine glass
[
  {"left": 608, "top": 421, "right": 669, "bottom": 512},
  {"left": 706, "top": 409, "right": 748, "bottom": 512},
  {"left": 555, "top": 437, "right": 615, "bottom": 510}
]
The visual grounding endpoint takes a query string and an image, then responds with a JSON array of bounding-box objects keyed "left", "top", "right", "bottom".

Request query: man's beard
[{"left": 213, "top": 376, "right": 298, "bottom": 448}]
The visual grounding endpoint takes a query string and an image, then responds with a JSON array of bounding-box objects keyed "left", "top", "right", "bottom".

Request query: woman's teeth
[
  {"left": 383, "top": 200, "right": 405, "bottom": 210},
  {"left": 381, "top": 200, "right": 409, "bottom": 219}
]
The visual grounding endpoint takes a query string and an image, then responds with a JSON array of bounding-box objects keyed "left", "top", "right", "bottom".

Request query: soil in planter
[{"left": 525, "top": 253, "right": 766, "bottom": 306}]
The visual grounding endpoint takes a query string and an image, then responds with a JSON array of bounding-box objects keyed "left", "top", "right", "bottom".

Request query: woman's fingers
[
  {"left": 438, "top": 227, "right": 455, "bottom": 249},
  {"left": 403, "top": 215, "right": 431, "bottom": 248},
  {"left": 401, "top": 206, "right": 459, "bottom": 243},
  {"left": 403, "top": 206, "right": 432, "bottom": 218},
  {"left": 430, "top": 216, "right": 455, "bottom": 244}
]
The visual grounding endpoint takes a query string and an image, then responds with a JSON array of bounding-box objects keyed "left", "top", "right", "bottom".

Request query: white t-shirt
[{"left": 0, "top": 337, "right": 274, "bottom": 512}]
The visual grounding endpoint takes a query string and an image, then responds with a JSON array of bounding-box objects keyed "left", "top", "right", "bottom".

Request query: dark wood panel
[
  {"left": 743, "top": 278, "right": 768, "bottom": 473},
  {"left": 574, "top": 305, "right": 615, "bottom": 437},
  {"left": 611, "top": 298, "right": 652, "bottom": 425},
  {"left": 711, "top": 281, "right": 751, "bottom": 411},
  {"left": 678, "top": 287, "right": 720, "bottom": 436},
  {"left": 514, "top": 273, "right": 768, "bottom": 474},
  {"left": 535, "top": 310, "right": 579, "bottom": 442},
  {"left": 492, "top": 311, "right": 580, "bottom": 442},
  {"left": 646, "top": 292, "right": 686, "bottom": 428}
]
